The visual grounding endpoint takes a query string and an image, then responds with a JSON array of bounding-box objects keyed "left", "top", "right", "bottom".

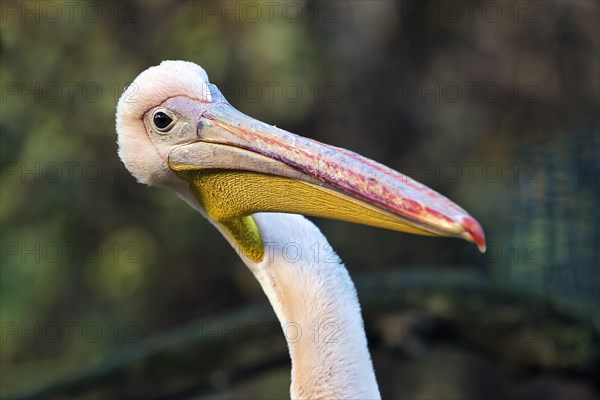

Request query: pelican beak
[{"left": 168, "top": 85, "right": 486, "bottom": 262}]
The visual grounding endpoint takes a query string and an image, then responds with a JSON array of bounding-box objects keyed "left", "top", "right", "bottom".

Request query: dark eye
[{"left": 153, "top": 111, "right": 173, "bottom": 131}]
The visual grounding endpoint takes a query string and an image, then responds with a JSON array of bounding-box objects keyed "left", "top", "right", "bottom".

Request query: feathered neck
[{"left": 244, "top": 213, "right": 381, "bottom": 399}]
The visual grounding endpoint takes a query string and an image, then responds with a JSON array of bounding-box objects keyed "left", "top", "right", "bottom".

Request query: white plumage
[{"left": 116, "top": 60, "right": 484, "bottom": 399}]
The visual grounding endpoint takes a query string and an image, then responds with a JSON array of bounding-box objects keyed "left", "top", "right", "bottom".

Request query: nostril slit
[{"left": 197, "top": 119, "right": 214, "bottom": 139}]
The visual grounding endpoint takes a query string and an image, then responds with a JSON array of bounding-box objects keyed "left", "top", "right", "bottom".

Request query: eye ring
[{"left": 152, "top": 110, "right": 174, "bottom": 132}]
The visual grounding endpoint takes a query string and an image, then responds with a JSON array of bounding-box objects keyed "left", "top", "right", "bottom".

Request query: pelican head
[{"left": 116, "top": 60, "right": 485, "bottom": 262}]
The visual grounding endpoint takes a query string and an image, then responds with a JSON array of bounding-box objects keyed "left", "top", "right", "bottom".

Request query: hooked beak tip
[{"left": 461, "top": 216, "right": 486, "bottom": 253}]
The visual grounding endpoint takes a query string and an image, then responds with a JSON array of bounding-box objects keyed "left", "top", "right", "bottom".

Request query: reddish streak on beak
[
  {"left": 332, "top": 145, "right": 486, "bottom": 253},
  {"left": 202, "top": 102, "right": 487, "bottom": 252}
]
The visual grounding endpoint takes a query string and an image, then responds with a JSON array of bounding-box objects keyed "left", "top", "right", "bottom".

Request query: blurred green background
[{"left": 1, "top": 1, "right": 598, "bottom": 399}]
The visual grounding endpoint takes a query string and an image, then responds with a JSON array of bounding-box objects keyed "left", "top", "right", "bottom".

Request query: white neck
[{"left": 245, "top": 213, "right": 381, "bottom": 399}]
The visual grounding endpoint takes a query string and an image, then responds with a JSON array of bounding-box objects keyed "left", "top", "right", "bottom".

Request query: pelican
[{"left": 115, "top": 60, "right": 486, "bottom": 399}]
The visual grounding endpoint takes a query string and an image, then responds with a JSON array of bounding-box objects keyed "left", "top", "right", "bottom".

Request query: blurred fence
[{"left": 501, "top": 130, "right": 599, "bottom": 326}]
